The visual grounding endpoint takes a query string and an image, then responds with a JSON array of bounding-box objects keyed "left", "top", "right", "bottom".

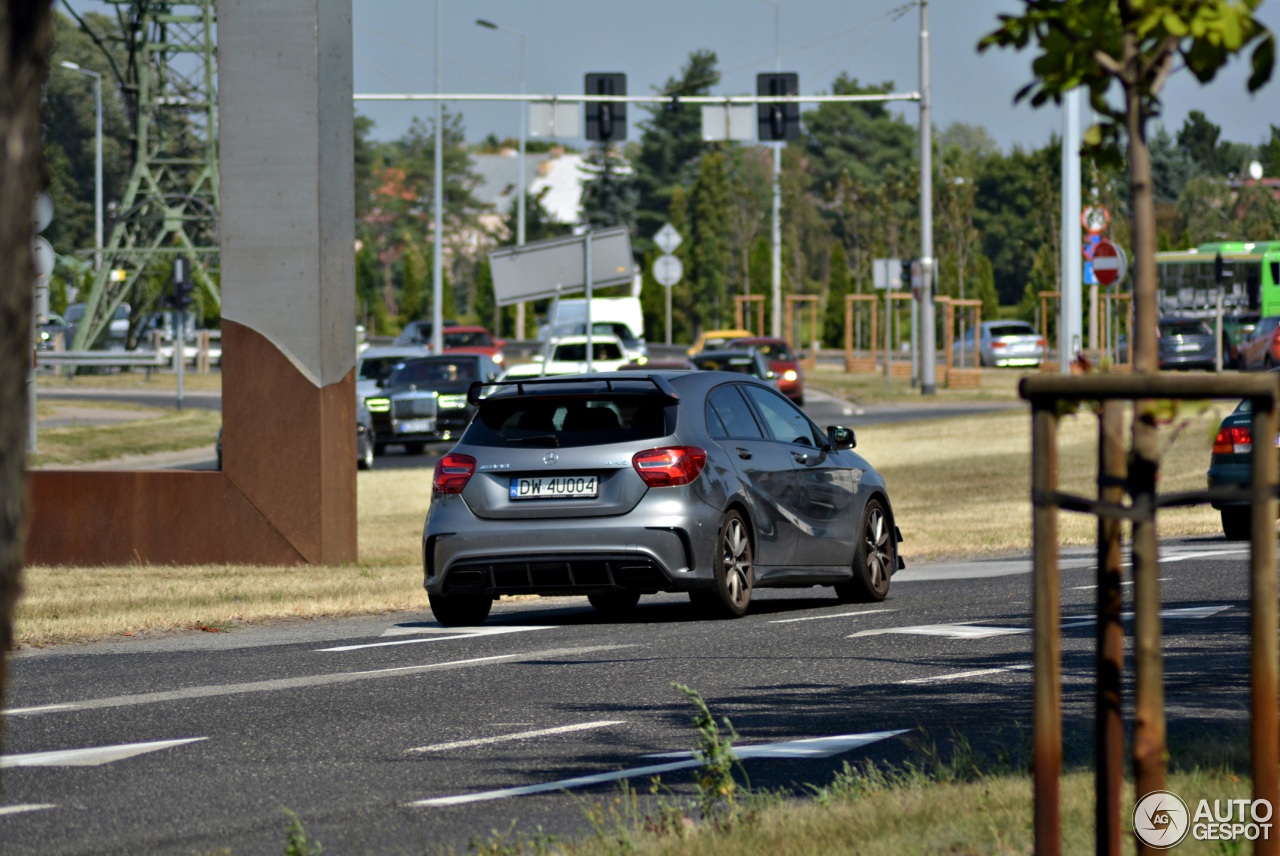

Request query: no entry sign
[{"left": 1091, "top": 238, "right": 1127, "bottom": 286}]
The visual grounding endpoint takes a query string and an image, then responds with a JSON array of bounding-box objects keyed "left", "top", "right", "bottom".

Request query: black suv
[{"left": 364, "top": 355, "right": 501, "bottom": 455}]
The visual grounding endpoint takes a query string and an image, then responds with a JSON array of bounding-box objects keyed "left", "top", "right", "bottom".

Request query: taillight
[
  {"left": 432, "top": 453, "right": 476, "bottom": 493},
  {"left": 632, "top": 446, "right": 707, "bottom": 487},
  {"left": 1213, "top": 426, "right": 1252, "bottom": 455},
  {"left": 990, "top": 341, "right": 1008, "bottom": 349},
  {"left": 1036, "top": 338, "right": 1047, "bottom": 348}
]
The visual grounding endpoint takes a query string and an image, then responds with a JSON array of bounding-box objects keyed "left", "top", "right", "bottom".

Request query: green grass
[{"left": 27, "top": 406, "right": 220, "bottom": 466}]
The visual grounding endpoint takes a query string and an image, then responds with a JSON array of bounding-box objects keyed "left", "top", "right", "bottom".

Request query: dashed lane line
[
  {"left": 408, "top": 721, "right": 626, "bottom": 753},
  {"left": 323, "top": 625, "right": 556, "bottom": 652},
  {"left": 897, "top": 664, "right": 1032, "bottom": 685},
  {"left": 0, "top": 737, "right": 207, "bottom": 768},
  {"left": 0, "top": 804, "right": 58, "bottom": 817},
  {"left": 769, "top": 609, "right": 896, "bottom": 624},
  {"left": 2, "top": 645, "right": 635, "bottom": 718}
]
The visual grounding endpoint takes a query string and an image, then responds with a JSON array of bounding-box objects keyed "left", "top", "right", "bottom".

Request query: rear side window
[
  {"left": 741, "top": 385, "right": 819, "bottom": 446},
  {"left": 465, "top": 395, "right": 671, "bottom": 448},
  {"left": 706, "top": 385, "right": 765, "bottom": 439}
]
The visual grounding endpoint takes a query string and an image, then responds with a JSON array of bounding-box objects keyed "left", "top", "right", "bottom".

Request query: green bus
[{"left": 1155, "top": 241, "right": 1280, "bottom": 317}]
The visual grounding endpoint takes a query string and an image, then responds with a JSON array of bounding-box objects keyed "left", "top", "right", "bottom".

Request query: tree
[
  {"left": 982, "top": 0, "right": 1274, "bottom": 820},
  {"left": 398, "top": 237, "right": 428, "bottom": 324},
  {"left": 1177, "top": 109, "right": 1226, "bottom": 174},
  {"left": 579, "top": 142, "right": 638, "bottom": 231},
  {"left": 2, "top": 0, "right": 56, "bottom": 772},
  {"left": 1149, "top": 124, "right": 1200, "bottom": 203},
  {"left": 688, "top": 149, "right": 732, "bottom": 332},
  {"left": 1261, "top": 124, "right": 1280, "bottom": 176},
  {"left": 666, "top": 184, "right": 694, "bottom": 342},
  {"left": 630, "top": 50, "right": 720, "bottom": 253},
  {"left": 802, "top": 73, "right": 916, "bottom": 194},
  {"left": 823, "top": 243, "right": 852, "bottom": 347}
]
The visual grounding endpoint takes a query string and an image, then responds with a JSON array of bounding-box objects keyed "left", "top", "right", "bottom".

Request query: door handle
[
  {"left": 735, "top": 447, "right": 752, "bottom": 460},
  {"left": 791, "top": 451, "right": 809, "bottom": 463}
]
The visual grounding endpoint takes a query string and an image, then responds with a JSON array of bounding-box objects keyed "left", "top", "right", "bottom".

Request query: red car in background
[
  {"left": 439, "top": 325, "right": 505, "bottom": 367},
  {"left": 727, "top": 336, "right": 805, "bottom": 405}
]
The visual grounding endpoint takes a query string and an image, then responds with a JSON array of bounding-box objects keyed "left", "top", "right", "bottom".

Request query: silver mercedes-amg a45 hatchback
[{"left": 422, "top": 371, "right": 903, "bottom": 626}]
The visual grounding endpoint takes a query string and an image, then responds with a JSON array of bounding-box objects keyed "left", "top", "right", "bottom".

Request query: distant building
[{"left": 470, "top": 147, "right": 589, "bottom": 238}]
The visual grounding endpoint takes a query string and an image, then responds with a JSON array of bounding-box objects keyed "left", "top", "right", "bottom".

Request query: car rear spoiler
[{"left": 467, "top": 374, "right": 681, "bottom": 406}]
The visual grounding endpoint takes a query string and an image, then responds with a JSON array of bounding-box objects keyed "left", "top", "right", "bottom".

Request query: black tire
[
  {"left": 587, "top": 591, "right": 641, "bottom": 615},
  {"left": 357, "top": 436, "right": 374, "bottom": 470},
  {"left": 1222, "top": 507, "right": 1252, "bottom": 541},
  {"left": 835, "top": 498, "right": 895, "bottom": 603},
  {"left": 690, "top": 510, "right": 753, "bottom": 618},
  {"left": 428, "top": 593, "right": 492, "bottom": 626}
]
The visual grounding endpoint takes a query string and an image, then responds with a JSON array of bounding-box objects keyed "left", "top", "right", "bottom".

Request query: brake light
[
  {"left": 1036, "top": 338, "right": 1047, "bottom": 348},
  {"left": 632, "top": 446, "right": 707, "bottom": 487},
  {"left": 1213, "top": 426, "right": 1252, "bottom": 455},
  {"left": 432, "top": 453, "right": 476, "bottom": 493},
  {"left": 990, "top": 341, "right": 1008, "bottom": 349}
]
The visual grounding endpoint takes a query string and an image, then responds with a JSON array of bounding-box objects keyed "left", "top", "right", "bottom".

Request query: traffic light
[
  {"left": 756, "top": 72, "right": 799, "bottom": 141},
  {"left": 1214, "top": 252, "right": 1232, "bottom": 285},
  {"left": 171, "top": 256, "right": 193, "bottom": 309},
  {"left": 584, "top": 73, "right": 626, "bottom": 142}
]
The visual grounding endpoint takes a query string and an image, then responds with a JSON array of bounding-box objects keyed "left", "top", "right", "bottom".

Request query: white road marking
[
  {"left": 408, "top": 730, "right": 907, "bottom": 807},
  {"left": 408, "top": 720, "right": 626, "bottom": 753},
  {"left": 769, "top": 609, "right": 896, "bottom": 624},
  {"left": 2, "top": 645, "right": 634, "bottom": 718},
  {"left": 1070, "top": 578, "right": 1169, "bottom": 590},
  {"left": 897, "top": 664, "right": 1032, "bottom": 685},
  {"left": 0, "top": 804, "right": 58, "bottom": 817},
  {"left": 0, "top": 737, "right": 206, "bottom": 769},
  {"left": 326, "top": 625, "right": 556, "bottom": 652},
  {"left": 2, "top": 704, "right": 74, "bottom": 717},
  {"left": 643, "top": 730, "right": 910, "bottom": 760},
  {"left": 1158, "top": 549, "right": 1248, "bottom": 563},
  {"left": 379, "top": 625, "right": 555, "bottom": 639},
  {"left": 850, "top": 605, "right": 1229, "bottom": 640}
]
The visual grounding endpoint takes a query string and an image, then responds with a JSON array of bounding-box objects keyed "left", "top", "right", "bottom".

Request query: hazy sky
[
  {"left": 64, "top": 1, "right": 1280, "bottom": 155},
  {"left": 351, "top": 0, "right": 1280, "bottom": 156}
]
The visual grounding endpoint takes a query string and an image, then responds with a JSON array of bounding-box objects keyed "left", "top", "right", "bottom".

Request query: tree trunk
[{"left": 0, "top": 1, "right": 54, "bottom": 769}]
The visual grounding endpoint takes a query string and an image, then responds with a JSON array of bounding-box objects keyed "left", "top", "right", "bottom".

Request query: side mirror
[{"left": 827, "top": 425, "right": 856, "bottom": 450}]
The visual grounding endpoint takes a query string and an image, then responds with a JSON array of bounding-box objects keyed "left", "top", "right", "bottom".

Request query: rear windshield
[
  {"left": 987, "top": 323, "right": 1036, "bottom": 338},
  {"left": 390, "top": 360, "right": 479, "bottom": 385},
  {"left": 740, "top": 341, "right": 793, "bottom": 360},
  {"left": 692, "top": 355, "right": 765, "bottom": 377},
  {"left": 443, "top": 330, "right": 493, "bottom": 348},
  {"left": 465, "top": 395, "right": 672, "bottom": 448},
  {"left": 552, "top": 341, "right": 624, "bottom": 361},
  {"left": 1160, "top": 320, "right": 1211, "bottom": 337}
]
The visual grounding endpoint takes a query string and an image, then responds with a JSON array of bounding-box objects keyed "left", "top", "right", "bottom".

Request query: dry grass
[
  {"left": 35, "top": 368, "right": 223, "bottom": 392},
  {"left": 26, "top": 407, "right": 222, "bottom": 466},
  {"left": 15, "top": 392, "right": 1231, "bottom": 646}
]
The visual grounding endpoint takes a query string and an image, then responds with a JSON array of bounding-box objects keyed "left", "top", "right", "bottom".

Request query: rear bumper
[{"left": 423, "top": 493, "right": 719, "bottom": 596}]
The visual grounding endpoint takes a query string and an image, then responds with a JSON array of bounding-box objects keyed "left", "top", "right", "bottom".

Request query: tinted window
[
  {"left": 1160, "top": 320, "right": 1211, "bottom": 337},
  {"left": 443, "top": 330, "right": 493, "bottom": 348},
  {"left": 358, "top": 357, "right": 406, "bottom": 382},
  {"left": 391, "top": 359, "right": 479, "bottom": 385},
  {"left": 692, "top": 354, "right": 767, "bottom": 379},
  {"left": 706, "top": 385, "right": 765, "bottom": 440},
  {"left": 742, "top": 385, "right": 818, "bottom": 446},
  {"left": 552, "top": 341, "right": 624, "bottom": 361},
  {"left": 987, "top": 322, "right": 1036, "bottom": 338},
  {"left": 466, "top": 395, "right": 671, "bottom": 448}
]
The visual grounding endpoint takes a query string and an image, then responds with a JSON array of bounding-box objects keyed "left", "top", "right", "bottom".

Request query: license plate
[
  {"left": 398, "top": 418, "right": 434, "bottom": 434},
  {"left": 510, "top": 475, "right": 599, "bottom": 500},
  {"left": 1176, "top": 344, "right": 1201, "bottom": 352}
]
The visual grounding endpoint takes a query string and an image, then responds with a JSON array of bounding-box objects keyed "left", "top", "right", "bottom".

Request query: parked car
[
  {"left": 726, "top": 336, "right": 804, "bottom": 404},
  {"left": 422, "top": 371, "right": 903, "bottom": 626},
  {"left": 1238, "top": 315, "right": 1280, "bottom": 371},
  {"left": 690, "top": 348, "right": 779, "bottom": 390},
  {"left": 688, "top": 328, "right": 755, "bottom": 357},
  {"left": 357, "top": 346, "right": 431, "bottom": 399},
  {"left": 363, "top": 354, "right": 501, "bottom": 455},
  {"left": 441, "top": 325, "right": 506, "bottom": 366},
  {"left": 953, "top": 320, "right": 1046, "bottom": 368}
]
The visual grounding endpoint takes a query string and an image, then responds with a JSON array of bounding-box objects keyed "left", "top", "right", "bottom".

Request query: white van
[{"left": 539, "top": 296, "right": 647, "bottom": 364}]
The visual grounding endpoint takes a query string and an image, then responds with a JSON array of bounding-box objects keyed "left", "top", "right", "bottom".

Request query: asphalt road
[{"left": 0, "top": 536, "right": 1256, "bottom": 854}]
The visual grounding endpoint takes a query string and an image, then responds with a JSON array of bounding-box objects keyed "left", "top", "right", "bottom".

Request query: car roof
[
  {"left": 548, "top": 333, "right": 624, "bottom": 345},
  {"left": 478, "top": 369, "right": 770, "bottom": 400},
  {"left": 359, "top": 346, "right": 430, "bottom": 359}
]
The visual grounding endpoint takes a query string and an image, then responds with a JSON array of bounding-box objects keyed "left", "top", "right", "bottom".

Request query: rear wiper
[{"left": 507, "top": 434, "right": 560, "bottom": 447}]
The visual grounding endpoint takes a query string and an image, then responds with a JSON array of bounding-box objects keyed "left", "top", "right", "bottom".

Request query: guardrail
[{"left": 36, "top": 349, "right": 168, "bottom": 370}]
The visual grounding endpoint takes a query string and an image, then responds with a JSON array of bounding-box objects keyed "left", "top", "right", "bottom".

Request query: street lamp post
[
  {"left": 60, "top": 61, "right": 103, "bottom": 271},
  {"left": 476, "top": 18, "right": 527, "bottom": 339}
]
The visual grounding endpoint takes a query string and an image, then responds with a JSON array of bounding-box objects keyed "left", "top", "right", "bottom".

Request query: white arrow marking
[
  {"left": 407, "top": 730, "right": 907, "bottom": 807},
  {"left": 0, "top": 737, "right": 207, "bottom": 769},
  {"left": 0, "top": 804, "right": 58, "bottom": 817},
  {"left": 898, "top": 664, "right": 1032, "bottom": 685},
  {"left": 769, "top": 609, "right": 896, "bottom": 624},
  {"left": 408, "top": 720, "right": 626, "bottom": 753},
  {"left": 326, "top": 625, "right": 556, "bottom": 652},
  {"left": 851, "top": 605, "right": 1230, "bottom": 640}
]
